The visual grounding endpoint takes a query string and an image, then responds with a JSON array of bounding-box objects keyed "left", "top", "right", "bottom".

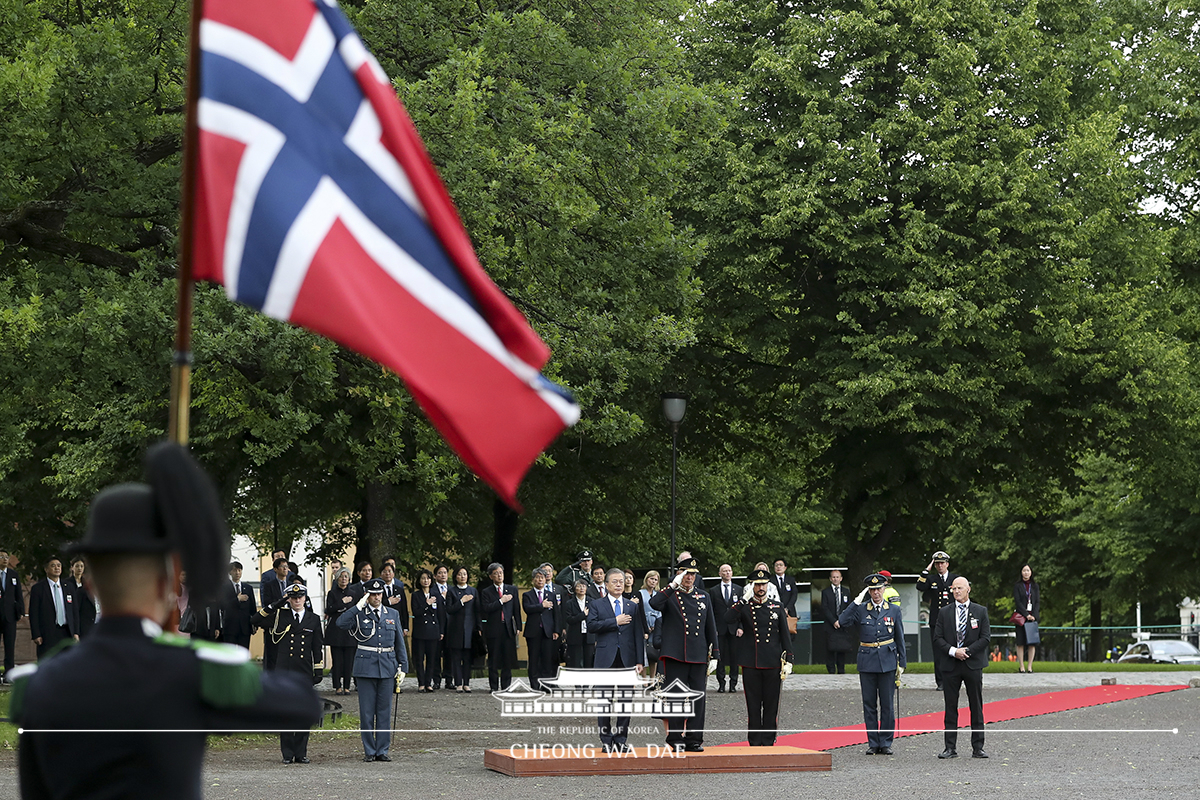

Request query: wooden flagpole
[{"left": 169, "top": 0, "right": 206, "bottom": 446}]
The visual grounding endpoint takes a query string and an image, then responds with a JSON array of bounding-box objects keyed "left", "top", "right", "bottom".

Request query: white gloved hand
[
  {"left": 780, "top": 659, "right": 792, "bottom": 681},
  {"left": 395, "top": 672, "right": 406, "bottom": 692},
  {"left": 707, "top": 658, "right": 718, "bottom": 675},
  {"left": 357, "top": 593, "right": 370, "bottom": 610},
  {"left": 895, "top": 665, "right": 905, "bottom": 678},
  {"left": 669, "top": 572, "right": 684, "bottom": 589},
  {"left": 742, "top": 584, "right": 755, "bottom": 601},
  {"left": 854, "top": 587, "right": 869, "bottom": 604}
]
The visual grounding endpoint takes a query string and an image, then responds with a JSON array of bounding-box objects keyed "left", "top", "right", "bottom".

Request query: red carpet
[{"left": 721, "top": 684, "right": 1187, "bottom": 750}]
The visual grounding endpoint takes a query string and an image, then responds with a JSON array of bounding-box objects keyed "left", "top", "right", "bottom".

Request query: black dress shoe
[
  {"left": 864, "top": 747, "right": 876, "bottom": 755},
  {"left": 972, "top": 749, "right": 989, "bottom": 759},
  {"left": 935, "top": 684, "right": 944, "bottom": 691},
  {"left": 717, "top": 686, "right": 726, "bottom": 693},
  {"left": 374, "top": 754, "right": 391, "bottom": 762},
  {"left": 938, "top": 749, "right": 958, "bottom": 759},
  {"left": 296, "top": 757, "right": 310, "bottom": 764},
  {"left": 281, "top": 758, "right": 293, "bottom": 764},
  {"left": 619, "top": 743, "right": 635, "bottom": 753},
  {"left": 878, "top": 747, "right": 894, "bottom": 755},
  {"left": 684, "top": 744, "right": 704, "bottom": 753},
  {"left": 363, "top": 755, "right": 376, "bottom": 762}
]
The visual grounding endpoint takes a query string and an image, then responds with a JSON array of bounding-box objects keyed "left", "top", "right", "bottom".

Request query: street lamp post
[{"left": 661, "top": 393, "right": 688, "bottom": 571}]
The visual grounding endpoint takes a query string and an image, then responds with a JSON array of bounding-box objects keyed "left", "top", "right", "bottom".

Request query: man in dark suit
[
  {"left": 258, "top": 583, "right": 324, "bottom": 763},
  {"left": 258, "top": 557, "right": 291, "bottom": 669},
  {"left": 932, "top": 576, "right": 991, "bottom": 759},
  {"left": 916, "top": 550, "right": 958, "bottom": 690},
  {"left": 222, "top": 561, "right": 258, "bottom": 649},
  {"left": 709, "top": 564, "right": 741, "bottom": 692},
  {"left": 821, "top": 569, "right": 854, "bottom": 674},
  {"left": 587, "top": 568, "right": 646, "bottom": 753},
  {"left": 0, "top": 549, "right": 25, "bottom": 679},
  {"left": 378, "top": 562, "right": 410, "bottom": 636},
  {"left": 479, "top": 563, "right": 520, "bottom": 690},
  {"left": 587, "top": 565, "right": 607, "bottom": 600},
  {"left": 29, "top": 556, "right": 79, "bottom": 658},
  {"left": 772, "top": 558, "right": 798, "bottom": 617},
  {"left": 522, "top": 567, "right": 561, "bottom": 691}
]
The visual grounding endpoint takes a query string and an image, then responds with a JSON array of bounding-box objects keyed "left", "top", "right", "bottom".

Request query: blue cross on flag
[{"left": 190, "top": 0, "right": 579, "bottom": 507}]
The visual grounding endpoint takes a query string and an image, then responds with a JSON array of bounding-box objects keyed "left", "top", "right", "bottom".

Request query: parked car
[{"left": 1116, "top": 639, "right": 1200, "bottom": 665}]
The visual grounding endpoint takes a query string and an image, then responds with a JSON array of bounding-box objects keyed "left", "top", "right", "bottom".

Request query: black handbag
[
  {"left": 1023, "top": 620, "right": 1041, "bottom": 645},
  {"left": 178, "top": 606, "right": 197, "bottom": 634}
]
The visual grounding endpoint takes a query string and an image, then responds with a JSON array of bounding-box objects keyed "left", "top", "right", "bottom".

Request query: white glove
[
  {"left": 742, "top": 584, "right": 755, "bottom": 601},
  {"left": 707, "top": 658, "right": 718, "bottom": 675},
  {"left": 895, "top": 665, "right": 904, "bottom": 687},
  {"left": 854, "top": 587, "right": 869, "bottom": 604},
  {"left": 395, "top": 672, "right": 406, "bottom": 692},
  {"left": 669, "top": 572, "right": 683, "bottom": 589},
  {"left": 780, "top": 659, "right": 792, "bottom": 681},
  {"left": 357, "top": 593, "right": 369, "bottom": 610}
]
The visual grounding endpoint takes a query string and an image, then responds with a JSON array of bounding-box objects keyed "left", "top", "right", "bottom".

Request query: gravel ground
[{"left": 1, "top": 673, "right": 1195, "bottom": 798}]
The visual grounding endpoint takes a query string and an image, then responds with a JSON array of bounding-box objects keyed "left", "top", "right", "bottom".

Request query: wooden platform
[{"left": 484, "top": 745, "right": 831, "bottom": 776}]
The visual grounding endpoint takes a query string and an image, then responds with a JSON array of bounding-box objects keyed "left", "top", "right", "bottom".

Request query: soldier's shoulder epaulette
[
  {"left": 7, "top": 662, "right": 40, "bottom": 723},
  {"left": 154, "top": 634, "right": 264, "bottom": 708}
]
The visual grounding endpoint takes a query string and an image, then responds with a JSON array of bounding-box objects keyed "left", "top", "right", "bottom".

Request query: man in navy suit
[
  {"left": 0, "top": 549, "right": 25, "bottom": 679},
  {"left": 257, "top": 558, "right": 290, "bottom": 669},
  {"left": 708, "top": 564, "right": 741, "bottom": 692},
  {"left": 932, "top": 576, "right": 991, "bottom": 759},
  {"left": 480, "top": 563, "right": 520, "bottom": 690},
  {"left": 587, "top": 569, "right": 646, "bottom": 753},
  {"left": 522, "top": 567, "right": 561, "bottom": 691}
]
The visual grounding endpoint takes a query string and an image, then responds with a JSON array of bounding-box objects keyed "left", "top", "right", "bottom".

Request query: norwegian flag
[{"left": 190, "top": 0, "right": 579, "bottom": 507}]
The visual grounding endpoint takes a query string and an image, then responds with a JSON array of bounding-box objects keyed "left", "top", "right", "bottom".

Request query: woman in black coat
[
  {"left": 410, "top": 569, "right": 448, "bottom": 692},
  {"left": 1014, "top": 564, "right": 1041, "bottom": 673},
  {"left": 445, "top": 566, "right": 478, "bottom": 692},
  {"left": 65, "top": 557, "right": 98, "bottom": 639},
  {"left": 562, "top": 579, "right": 595, "bottom": 668},
  {"left": 324, "top": 567, "right": 357, "bottom": 694}
]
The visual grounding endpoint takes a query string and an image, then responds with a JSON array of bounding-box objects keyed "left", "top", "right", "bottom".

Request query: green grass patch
[{"left": 788, "top": 661, "right": 1197, "bottom": 675}]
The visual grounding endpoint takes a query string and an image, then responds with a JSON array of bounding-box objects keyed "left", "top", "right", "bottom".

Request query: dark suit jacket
[
  {"left": 260, "top": 574, "right": 290, "bottom": 610},
  {"left": 772, "top": 573, "right": 798, "bottom": 616},
  {"left": 382, "top": 579, "right": 410, "bottom": 632},
  {"left": 708, "top": 582, "right": 742, "bottom": 635},
  {"left": 588, "top": 594, "right": 646, "bottom": 668},
  {"left": 586, "top": 583, "right": 606, "bottom": 601},
  {"left": 1013, "top": 580, "right": 1040, "bottom": 621},
  {"left": 562, "top": 596, "right": 595, "bottom": 645},
  {"left": 479, "top": 583, "right": 521, "bottom": 638},
  {"left": 821, "top": 584, "right": 855, "bottom": 652},
  {"left": 63, "top": 578, "right": 98, "bottom": 638},
  {"left": 0, "top": 567, "right": 24, "bottom": 623},
  {"left": 522, "top": 586, "right": 562, "bottom": 639},
  {"left": 932, "top": 601, "right": 991, "bottom": 670},
  {"left": 222, "top": 580, "right": 258, "bottom": 641},
  {"left": 29, "top": 579, "right": 79, "bottom": 642},
  {"left": 445, "top": 586, "right": 478, "bottom": 650},
  {"left": 410, "top": 590, "right": 448, "bottom": 640}
]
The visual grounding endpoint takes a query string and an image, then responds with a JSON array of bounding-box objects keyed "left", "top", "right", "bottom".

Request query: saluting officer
[
  {"left": 726, "top": 568, "right": 792, "bottom": 746},
  {"left": 650, "top": 555, "right": 719, "bottom": 753},
  {"left": 337, "top": 577, "right": 409, "bottom": 762},
  {"left": 839, "top": 573, "right": 907, "bottom": 755},
  {"left": 258, "top": 582, "right": 324, "bottom": 763},
  {"left": 915, "top": 551, "right": 958, "bottom": 690},
  {"left": 555, "top": 550, "right": 594, "bottom": 591}
]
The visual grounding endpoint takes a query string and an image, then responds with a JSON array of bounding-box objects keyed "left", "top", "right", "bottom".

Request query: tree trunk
[
  {"left": 1088, "top": 598, "right": 1104, "bottom": 661},
  {"left": 491, "top": 498, "right": 519, "bottom": 577},
  {"left": 358, "top": 480, "right": 397, "bottom": 569}
]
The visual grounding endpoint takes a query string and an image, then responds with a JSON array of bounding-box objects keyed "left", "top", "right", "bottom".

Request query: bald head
[{"left": 951, "top": 576, "right": 971, "bottom": 603}]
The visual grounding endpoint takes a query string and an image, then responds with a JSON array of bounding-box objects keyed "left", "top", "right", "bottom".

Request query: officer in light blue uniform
[
  {"left": 337, "top": 577, "right": 409, "bottom": 762},
  {"left": 838, "top": 573, "right": 907, "bottom": 755}
]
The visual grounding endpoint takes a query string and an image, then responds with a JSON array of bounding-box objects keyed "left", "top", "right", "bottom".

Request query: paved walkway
[{"left": 779, "top": 670, "right": 1200, "bottom": 690}]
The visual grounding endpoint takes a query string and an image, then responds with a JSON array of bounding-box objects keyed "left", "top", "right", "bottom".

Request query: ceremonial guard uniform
[
  {"left": 915, "top": 550, "right": 957, "bottom": 690},
  {"left": 554, "top": 549, "right": 594, "bottom": 591},
  {"left": 258, "top": 583, "right": 324, "bottom": 763},
  {"left": 725, "top": 569, "right": 792, "bottom": 746},
  {"left": 649, "top": 556, "right": 719, "bottom": 752},
  {"left": 839, "top": 573, "right": 907, "bottom": 755},
  {"left": 15, "top": 444, "right": 322, "bottom": 799},
  {"left": 337, "top": 577, "right": 409, "bottom": 761}
]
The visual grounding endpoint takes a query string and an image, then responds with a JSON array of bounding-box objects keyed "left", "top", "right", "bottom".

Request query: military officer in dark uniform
[
  {"left": 650, "top": 555, "right": 719, "bottom": 752},
  {"left": 725, "top": 568, "right": 792, "bottom": 746},
  {"left": 337, "top": 577, "right": 409, "bottom": 762},
  {"left": 915, "top": 550, "right": 958, "bottom": 690},
  {"left": 839, "top": 573, "right": 907, "bottom": 755},
  {"left": 14, "top": 443, "right": 322, "bottom": 799},
  {"left": 258, "top": 582, "right": 324, "bottom": 763},
  {"left": 555, "top": 550, "right": 593, "bottom": 591}
]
